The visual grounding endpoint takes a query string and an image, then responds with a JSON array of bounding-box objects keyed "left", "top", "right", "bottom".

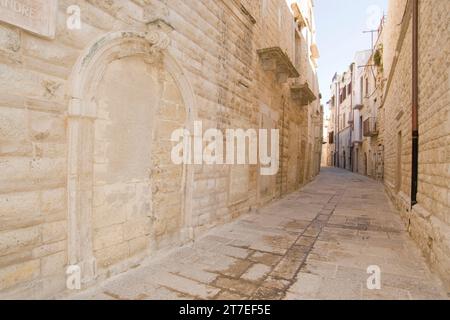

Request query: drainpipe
[{"left": 411, "top": 0, "right": 419, "bottom": 206}]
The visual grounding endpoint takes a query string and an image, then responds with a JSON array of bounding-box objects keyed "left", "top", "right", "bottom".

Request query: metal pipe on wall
[{"left": 411, "top": 0, "right": 419, "bottom": 206}]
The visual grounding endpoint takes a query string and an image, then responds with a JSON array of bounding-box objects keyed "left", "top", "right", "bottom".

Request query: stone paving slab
[{"left": 67, "top": 168, "right": 449, "bottom": 300}]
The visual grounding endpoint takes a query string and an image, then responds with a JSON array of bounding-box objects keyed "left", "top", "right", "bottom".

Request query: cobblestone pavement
[{"left": 68, "top": 168, "right": 449, "bottom": 300}]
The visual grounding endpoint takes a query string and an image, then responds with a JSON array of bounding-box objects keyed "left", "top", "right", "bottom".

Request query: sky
[{"left": 314, "top": 0, "right": 388, "bottom": 112}]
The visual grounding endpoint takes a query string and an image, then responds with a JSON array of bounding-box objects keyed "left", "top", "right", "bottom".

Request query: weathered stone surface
[
  {"left": 0, "top": 260, "right": 40, "bottom": 291},
  {"left": 149, "top": 272, "right": 220, "bottom": 299},
  {"left": 40, "top": 251, "right": 66, "bottom": 277},
  {"left": 93, "top": 225, "right": 124, "bottom": 251},
  {"left": 67, "top": 168, "right": 448, "bottom": 300},
  {"left": 0, "top": 24, "right": 20, "bottom": 53},
  {"left": 41, "top": 221, "right": 66, "bottom": 244},
  {"left": 0, "top": 192, "right": 41, "bottom": 231},
  {"left": 241, "top": 263, "right": 271, "bottom": 281},
  {"left": 0, "top": 0, "right": 57, "bottom": 38},
  {"left": 95, "top": 243, "right": 129, "bottom": 269},
  {"left": 0, "top": 226, "right": 40, "bottom": 256}
]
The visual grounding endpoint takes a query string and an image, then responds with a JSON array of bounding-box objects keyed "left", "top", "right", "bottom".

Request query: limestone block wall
[
  {"left": 0, "top": 0, "right": 321, "bottom": 298},
  {"left": 383, "top": 0, "right": 450, "bottom": 288},
  {"left": 383, "top": 0, "right": 409, "bottom": 79},
  {"left": 357, "top": 51, "right": 385, "bottom": 180}
]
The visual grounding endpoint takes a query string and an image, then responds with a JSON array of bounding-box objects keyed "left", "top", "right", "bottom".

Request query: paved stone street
[{"left": 68, "top": 168, "right": 448, "bottom": 300}]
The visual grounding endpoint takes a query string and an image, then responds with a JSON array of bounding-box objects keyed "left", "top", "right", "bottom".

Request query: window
[{"left": 348, "top": 83, "right": 352, "bottom": 95}]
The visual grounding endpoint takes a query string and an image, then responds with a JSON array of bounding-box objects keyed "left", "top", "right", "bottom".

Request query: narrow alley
[{"left": 68, "top": 168, "right": 448, "bottom": 300}]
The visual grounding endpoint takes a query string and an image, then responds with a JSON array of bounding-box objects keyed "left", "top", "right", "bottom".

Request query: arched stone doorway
[
  {"left": 343, "top": 150, "right": 346, "bottom": 169},
  {"left": 66, "top": 30, "right": 196, "bottom": 285}
]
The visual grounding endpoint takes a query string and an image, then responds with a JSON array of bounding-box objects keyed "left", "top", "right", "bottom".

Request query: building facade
[
  {"left": 329, "top": 67, "right": 354, "bottom": 171},
  {"left": 354, "top": 44, "right": 385, "bottom": 181},
  {"left": 324, "top": 0, "right": 450, "bottom": 289},
  {"left": 0, "top": 0, "right": 322, "bottom": 298},
  {"left": 327, "top": 48, "right": 383, "bottom": 177},
  {"left": 382, "top": 0, "right": 450, "bottom": 288}
]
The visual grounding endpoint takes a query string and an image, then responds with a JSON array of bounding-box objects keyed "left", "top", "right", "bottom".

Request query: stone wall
[
  {"left": 383, "top": 0, "right": 450, "bottom": 288},
  {"left": 357, "top": 44, "right": 385, "bottom": 181},
  {"left": 0, "top": 0, "right": 321, "bottom": 298}
]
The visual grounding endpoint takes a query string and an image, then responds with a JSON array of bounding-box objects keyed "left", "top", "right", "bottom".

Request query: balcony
[
  {"left": 363, "top": 117, "right": 378, "bottom": 137},
  {"left": 290, "top": 81, "right": 317, "bottom": 107},
  {"left": 257, "top": 47, "right": 299, "bottom": 83}
]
